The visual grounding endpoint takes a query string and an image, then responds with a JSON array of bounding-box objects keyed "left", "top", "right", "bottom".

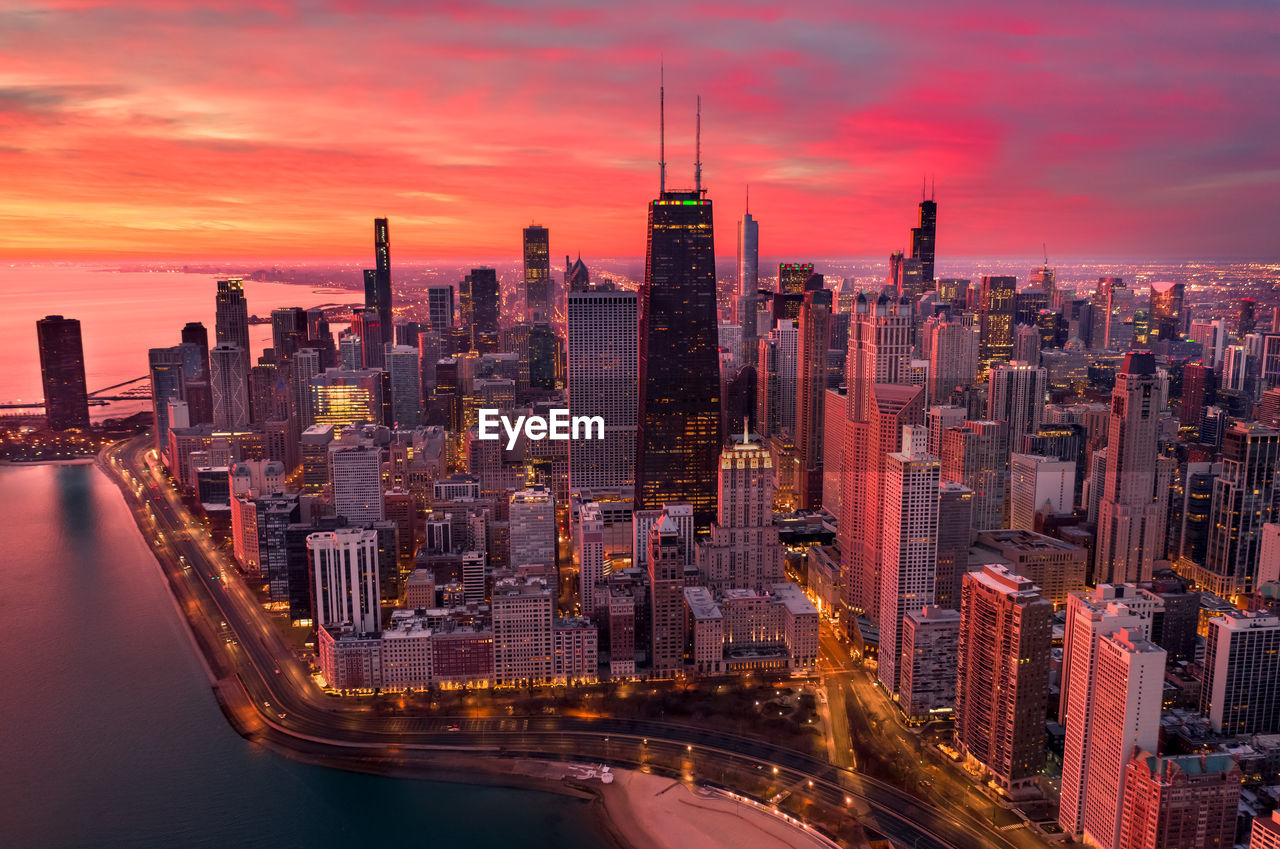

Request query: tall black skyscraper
[
  {"left": 461, "top": 268, "right": 500, "bottom": 352},
  {"left": 911, "top": 185, "right": 937, "bottom": 284},
  {"left": 36, "top": 315, "right": 90, "bottom": 430},
  {"left": 215, "top": 278, "right": 250, "bottom": 353},
  {"left": 364, "top": 217, "right": 393, "bottom": 345},
  {"left": 523, "top": 225, "right": 550, "bottom": 322},
  {"left": 181, "top": 321, "right": 210, "bottom": 378},
  {"left": 635, "top": 90, "right": 722, "bottom": 530}
]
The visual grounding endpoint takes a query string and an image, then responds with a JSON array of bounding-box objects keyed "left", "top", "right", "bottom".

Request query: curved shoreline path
[{"left": 101, "top": 435, "right": 1031, "bottom": 849}]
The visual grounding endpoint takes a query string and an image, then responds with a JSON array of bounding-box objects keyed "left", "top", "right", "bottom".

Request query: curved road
[{"left": 103, "top": 436, "right": 1037, "bottom": 849}]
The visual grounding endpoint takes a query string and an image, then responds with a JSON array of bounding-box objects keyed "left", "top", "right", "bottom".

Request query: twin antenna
[{"left": 658, "top": 65, "right": 702, "bottom": 195}]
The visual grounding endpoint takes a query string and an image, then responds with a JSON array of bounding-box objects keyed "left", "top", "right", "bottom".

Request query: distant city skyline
[{"left": 0, "top": 2, "right": 1276, "bottom": 259}]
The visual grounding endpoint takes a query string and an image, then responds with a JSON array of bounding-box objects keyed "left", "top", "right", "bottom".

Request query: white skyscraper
[
  {"left": 209, "top": 342, "right": 249, "bottom": 429},
  {"left": 509, "top": 485, "right": 556, "bottom": 574},
  {"left": 1058, "top": 584, "right": 1164, "bottom": 841},
  {"left": 1079, "top": 629, "right": 1165, "bottom": 849},
  {"left": 988, "top": 361, "right": 1047, "bottom": 452},
  {"left": 329, "top": 443, "right": 384, "bottom": 524},
  {"left": 385, "top": 344, "right": 421, "bottom": 428},
  {"left": 878, "top": 425, "right": 941, "bottom": 696},
  {"left": 576, "top": 501, "right": 606, "bottom": 615},
  {"left": 1009, "top": 453, "right": 1075, "bottom": 531},
  {"left": 567, "top": 282, "right": 637, "bottom": 491},
  {"left": 1096, "top": 352, "right": 1166, "bottom": 583},
  {"left": 308, "top": 527, "right": 381, "bottom": 635}
]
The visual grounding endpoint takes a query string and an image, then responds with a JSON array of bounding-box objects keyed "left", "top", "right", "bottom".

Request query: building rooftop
[{"left": 684, "top": 586, "right": 722, "bottom": 620}]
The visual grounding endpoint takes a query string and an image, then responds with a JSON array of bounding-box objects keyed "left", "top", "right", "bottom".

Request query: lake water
[{"left": 0, "top": 462, "right": 610, "bottom": 849}]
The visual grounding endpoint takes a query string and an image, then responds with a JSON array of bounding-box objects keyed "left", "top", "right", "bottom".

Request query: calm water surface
[{"left": 0, "top": 462, "right": 609, "bottom": 849}]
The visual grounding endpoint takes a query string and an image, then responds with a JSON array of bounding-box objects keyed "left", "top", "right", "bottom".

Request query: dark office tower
[
  {"left": 181, "top": 321, "right": 210, "bottom": 379},
  {"left": 1237, "top": 298, "right": 1257, "bottom": 337},
  {"left": 529, "top": 322, "right": 559, "bottom": 390},
  {"left": 891, "top": 251, "right": 925, "bottom": 301},
  {"left": 911, "top": 190, "right": 937, "bottom": 285},
  {"left": 461, "top": 268, "right": 500, "bottom": 353},
  {"left": 1179, "top": 362, "right": 1215, "bottom": 425},
  {"left": 978, "top": 275, "right": 1017, "bottom": 375},
  {"left": 351, "top": 308, "right": 385, "bottom": 369},
  {"left": 795, "top": 289, "right": 833, "bottom": 509},
  {"left": 523, "top": 225, "right": 551, "bottom": 322},
  {"left": 364, "top": 217, "right": 393, "bottom": 345},
  {"left": 635, "top": 189, "right": 722, "bottom": 529},
  {"left": 779, "top": 262, "right": 813, "bottom": 296},
  {"left": 1149, "top": 282, "right": 1185, "bottom": 342},
  {"left": 426, "top": 285, "right": 455, "bottom": 330},
  {"left": 209, "top": 343, "right": 250, "bottom": 430},
  {"left": 148, "top": 346, "right": 185, "bottom": 452},
  {"left": 214, "top": 278, "right": 250, "bottom": 353},
  {"left": 36, "top": 315, "right": 90, "bottom": 431},
  {"left": 565, "top": 254, "right": 589, "bottom": 289},
  {"left": 270, "top": 307, "right": 307, "bottom": 362}
]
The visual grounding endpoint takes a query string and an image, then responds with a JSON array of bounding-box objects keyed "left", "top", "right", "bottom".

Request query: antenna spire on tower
[
  {"left": 930, "top": 175, "right": 935, "bottom": 201},
  {"left": 659, "top": 62, "right": 666, "bottom": 195},
  {"left": 695, "top": 94, "right": 702, "bottom": 194},
  {"left": 746, "top": 183, "right": 750, "bottom": 213}
]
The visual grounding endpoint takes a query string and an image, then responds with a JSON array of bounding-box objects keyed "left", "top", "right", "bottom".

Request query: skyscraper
[
  {"left": 1096, "top": 352, "right": 1167, "bottom": 583},
  {"left": 878, "top": 425, "right": 941, "bottom": 696},
  {"left": 214, "top": 278, "right": 250, "bottom": 352},
  {"left": 385, "top": 345, "right": 422, "bottom": 428},
  {"left": 329, "top": 443, "right": 384, "bottom": 525},
  {"left": 308, "top": 527, "right": 381, "bottom": 635},
  {"left": 148, "top": 347, "right": 186, "bottom": 453},
  {"left": 1148, "top": 282, "right": 1184, "bottom": 342},
  {"left": 911, "top": 192, "right": 937, "bottom": 284},
  {"left": 978, "top": 275, "right": 1016, "bottom": 374},
  {"left": 635, "top": 177, "right": 721, "bottom": 529},
  {"left": 940, "top": 420, "right": 1008, "bottom": 532},
  {"left": 1009, "top": 453, "right": 1074, "bottom": 531},
  {"left": 795, "top": 289, "right": 832, "bottom": 509},
  {"left": 1118, "top": 751, "right": 1241, "bottom": 849},
  {"left": 1200, "top": 609, "right": 1280, "bottom": 734},
  {"left": 523, "top": 225, "right": 551, "bottom": 322},
  {"left": 567, "top": 281, "right": 638, "bottom": 491},
  {"left": 647, "top": 510, "right": 687, "bottom": 674},
  {"left": 365, "top": 217, "right": 393, "bottom": 345},
  {"left": 36, "top": 315, "right": 90, "bottom": 431},
  {"left": 209, "top": 343, "right": 250, "bottom": 430},
  {"left": 925, "top": 315, "right": 978, "bottom": 405},
  {"left": 1198, "top": 423, "right": 1280, "bottom": 598},
  {"left": 576, "top": 502, "right": 606, "bottom": 615},
  {"left": 988, "top": 361, "right": 1047, "bottom": 451},
  {"left": 351, "top": 308, "right": 385, "bottom": 369},
  {"left": 737, "top": 203, "right": 758, "bottom": 296},
  {"left": 181, "top": 321, "right": 210, "bottom": 378},
  {"left": 509, "top": 485, "right": 556, "bottom": 575},
  {"left": 426, "top": 285, "right": 455, "bottom": 330},
  {"left": 461, "top": 268, "right": 500, "bottom": 353},
  {"left": 779, "top": 262, "right": 814, "bottom": 296},
  {"left": 697, "top": 430, "right": 783, "bottom": 592},
  {"left": 955, "top": 564, "right": 1052, "bottom": 794}
]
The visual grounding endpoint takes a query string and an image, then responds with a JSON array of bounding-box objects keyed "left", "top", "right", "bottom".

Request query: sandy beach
[{"left": 598, "top": 769, "right": 838, "bottom": 849}]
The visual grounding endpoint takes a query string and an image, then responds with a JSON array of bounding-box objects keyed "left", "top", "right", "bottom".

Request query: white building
[
  {"left": 878, "top": 425, "right": 941, "bottom": 695},
  {"left": 576, "top": 501, "right": 606, "bottom": 615},
  {"left": 1009, "top": 453, "right": 1075, "bottom": 531},
  {"left": 329, "top": 443, "right": 384, "bottom": 525},
  {"left": 509, "top": 485, "right": 556, "bottom": 575},
  {"left": 308, "top": 528, "right": 382, "bottom": 635}
]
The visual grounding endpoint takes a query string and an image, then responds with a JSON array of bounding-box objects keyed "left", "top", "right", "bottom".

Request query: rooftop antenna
[
  {"left": 659, "top": 62, "right": 666, "bottom": 195},
  {"left": 1043, "top": 242, "right": 1049, "bottom": 265},
  {"left": 695, "top": 94, "right": 702, "bottom": 194},
  {"left": 931, "top": 175, "right": 935, "bottom": 201},
  {"left": 746, "top": 183, "right": 750, "bottom": 214},
  {"left": 742, "top": 416, "right": 749, "bottom": 445}
]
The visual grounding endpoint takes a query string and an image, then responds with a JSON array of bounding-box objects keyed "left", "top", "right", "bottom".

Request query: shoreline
[{"left": 94, "top": 450, "right": 848, "bottom": 849}]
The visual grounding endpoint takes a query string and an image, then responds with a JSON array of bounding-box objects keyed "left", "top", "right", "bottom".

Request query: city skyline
[{"left": 1, "top": 2, "right": 1278, "bottom": 260}]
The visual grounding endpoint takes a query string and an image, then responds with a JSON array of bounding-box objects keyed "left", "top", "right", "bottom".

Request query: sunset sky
[{"left": 1, "top": 1, "right": 1277, "bottom": 260}]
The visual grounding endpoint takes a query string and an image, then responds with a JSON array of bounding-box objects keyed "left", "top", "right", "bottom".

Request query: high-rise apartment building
[
  {"left": 214, "top": 278, "right": 250, "bottom": 352},
  {"left": 940, "top": 420, "right": 1008, "bottom": 531},
  {"left": 567, "top": 281, "right": 637, "bottom": 491},
  {"left": 989, "top": 361, "right": 1047, "bottom": 451},
  {"left": 955, "top": 564, "right": 1052, "bottom": 794},
  {"left": 1252, "top": 811, "right": 1280, "bottom": 849},
  {"left": 181, "top": 321, "right": 210, "bottom": 378},
  {"left": 523, "top": 225, "right": 551, "bottom": 322},
  {"left": 36, "top": 315, "right": 90, "bottom": 430},
  {"left": 576, "top": 502, "right": 605, "bottom": 615},
  {"left": 634, "top": 187, "right": 722, "bottom": 530},
  {"left": 491, "top": 575, "right": 554, "bottom": 685},
  {"left": 647, "top": 509, "right": 688, "bottom": 674},
  {"left": 1198, "top": 423, "right": 1280, "bottom": 598},
  {"left": 148, "top": 346, "right": 186, "bottom": 453},
  {"left": 925, "top": 315, "right": 978, "bottom": 405},
  {"left": 737, "top": 206, "right": 758, "bottom": 297},
  {"left": 1200, "top": 609, "right": 1280, "bottom": 734},
  {"left": 1096, "top": 352, "right": 1167, "bottom": 583},
  {"left": 898, "top": 605, "right": 959, "bottom": 721},
  {"left": 878, "top": 426, "right": 941, "bottom": 695},
  {"left": 385, "top": 345, "right": 421, "bottom": 428},
  {"left": 935, "top": 481, "right": 973, "bottom": 610},
  {"left": 427, "top": 285, "right": 455, "bottom": 330},
  {"left": 308, "top": 527, "right": 381, "bottom": 635},
  {"left": 1009, "top": 453, "right": 1075, "bottom": 531}
]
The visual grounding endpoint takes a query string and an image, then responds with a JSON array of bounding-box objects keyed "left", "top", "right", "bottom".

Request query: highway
[{"left": 102, "top": 435, "right": 1048, "bottom": 849}]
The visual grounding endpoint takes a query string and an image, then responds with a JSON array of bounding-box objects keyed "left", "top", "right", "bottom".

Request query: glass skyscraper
[{"left": 36, "top": 314, "right": 90, "bottom": 430}]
